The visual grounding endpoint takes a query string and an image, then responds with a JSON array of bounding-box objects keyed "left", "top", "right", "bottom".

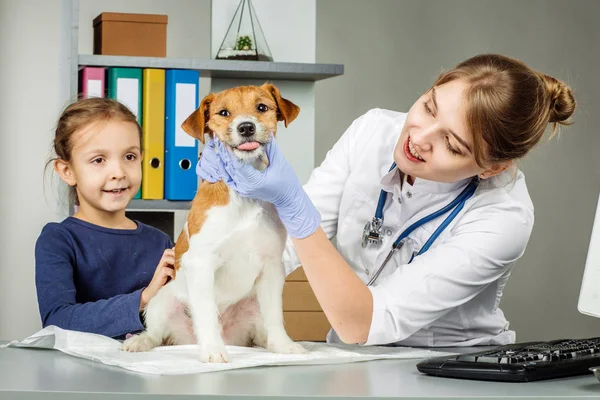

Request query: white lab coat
[{"left": 283, "top": 108, "right": 534, "bottom": 347}]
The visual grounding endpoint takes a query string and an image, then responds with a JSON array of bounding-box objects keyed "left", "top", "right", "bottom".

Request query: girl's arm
[{"left": 34, "top": 225, "right": 167, "bottom": 338}]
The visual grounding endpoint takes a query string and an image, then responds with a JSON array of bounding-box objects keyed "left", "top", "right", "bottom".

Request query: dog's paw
[
  {"left": 267, "top": 340, "right": 308, "bottom": 355},
  {"left": 199, "top": 342, "right": 229, "bottom": 363},
  {"left": 121, "top": 333, "right": 158, "bottom": 352}
]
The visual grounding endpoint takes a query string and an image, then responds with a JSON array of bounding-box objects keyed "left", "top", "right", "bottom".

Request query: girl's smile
[{"left": 102, "top": 187, "right": 130, "bottom": 198}]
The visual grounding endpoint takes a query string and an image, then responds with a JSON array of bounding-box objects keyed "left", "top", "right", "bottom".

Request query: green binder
[{"left": 107, "top": 68, "right": 143, "bottom": 199}]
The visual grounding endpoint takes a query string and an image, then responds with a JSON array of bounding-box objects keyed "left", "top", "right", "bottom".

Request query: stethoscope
[{"left": 362, "top": 162, "right": 479, "bottom": 286}]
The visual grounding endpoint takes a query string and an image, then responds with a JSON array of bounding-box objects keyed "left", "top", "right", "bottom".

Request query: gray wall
[
  {"left": 0, "top": 0, "right": 71, "bottom": 340},
  {"left": 1, "top": 0, "right": 599, "bottom": 343},
  {"left": 315, "top": 0, "right": 600, "bottom": 341}
]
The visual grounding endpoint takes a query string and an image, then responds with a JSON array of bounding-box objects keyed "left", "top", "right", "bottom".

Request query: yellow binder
[{"left": 142, "top": 69, "right": 165, "bottom": 199}]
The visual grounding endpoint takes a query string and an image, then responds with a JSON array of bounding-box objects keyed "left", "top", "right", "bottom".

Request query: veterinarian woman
[{"left": 197, "top": 54, "right": 576, "bottom": 347}]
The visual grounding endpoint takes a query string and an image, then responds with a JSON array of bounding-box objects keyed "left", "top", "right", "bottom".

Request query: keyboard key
[
  {"left": 477, "top": 356, "right": 502, "bottom": 363},
  {"left": 456, "top": 354, "right": 478, "bottom": 362}
]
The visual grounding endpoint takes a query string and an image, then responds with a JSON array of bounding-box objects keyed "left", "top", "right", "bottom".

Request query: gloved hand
[
  {"left": 196, "top": 137, "right": 321, "bottom": 239},
  {"left": 196, "top": 140, "right": 221, "bottom": 183}
]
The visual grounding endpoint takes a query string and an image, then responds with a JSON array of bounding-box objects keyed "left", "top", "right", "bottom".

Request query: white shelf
[{"left": 79, "top": 54, "right": 344, "bottom": 81}]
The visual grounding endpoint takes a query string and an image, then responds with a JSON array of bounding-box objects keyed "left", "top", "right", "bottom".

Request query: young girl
[
  {"left": 197, "top": 54, "right": 577, "bottom": 347},
  {"left": 35, "top": 97, "right": 175, "bottom": 339}
]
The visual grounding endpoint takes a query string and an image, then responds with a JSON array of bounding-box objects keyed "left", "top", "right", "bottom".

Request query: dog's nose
[{"left": 237, "top": 122, "right": 256, "bottom": 137}]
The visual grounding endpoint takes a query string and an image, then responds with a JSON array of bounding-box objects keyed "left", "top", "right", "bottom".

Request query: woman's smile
[{"left": 404, "top": 137, "right": 425, "bottom": 163}]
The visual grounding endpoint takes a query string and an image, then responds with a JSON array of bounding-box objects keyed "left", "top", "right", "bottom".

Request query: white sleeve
[
  {"left": 282, "top": 110, "right": 378, "bottom": 276},
  {"left": 364, "top": 200, "right": 534, "bottom": 345}
]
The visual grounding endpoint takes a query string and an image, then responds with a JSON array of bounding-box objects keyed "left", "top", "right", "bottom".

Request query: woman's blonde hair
[{"left": 430, "top": 54, "right": 576, "bottom": 168}]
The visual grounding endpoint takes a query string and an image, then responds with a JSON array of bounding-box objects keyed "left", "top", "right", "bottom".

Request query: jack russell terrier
[{"left": 122, "top": 83, "right": 307, "bottom": 363}]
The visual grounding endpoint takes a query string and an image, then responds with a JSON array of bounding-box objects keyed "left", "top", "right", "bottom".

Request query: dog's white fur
[{"left": 122, "top": 99, "right": 305, "bottom": 362}]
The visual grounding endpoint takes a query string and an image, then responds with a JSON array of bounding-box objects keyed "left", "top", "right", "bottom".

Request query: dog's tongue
[{"left": 237, "top": 142, "right": 260, "bottom": 151}]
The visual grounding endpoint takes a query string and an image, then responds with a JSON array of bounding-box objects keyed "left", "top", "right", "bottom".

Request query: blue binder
[{"left": 165, "top": 70, "right": 200, "bottom": 200}]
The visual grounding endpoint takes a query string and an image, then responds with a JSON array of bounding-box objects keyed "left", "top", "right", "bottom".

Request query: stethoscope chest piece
[
  {"left": 362, "top": 217, "right": 384, "bottom": 248},
  {"left": 363, "top": 163, "right": 480, "bottom": 286}
]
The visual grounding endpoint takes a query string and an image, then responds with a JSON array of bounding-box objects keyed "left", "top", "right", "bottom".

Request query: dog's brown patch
[{"left": 174, "top": 181, "right": 230, "bottom": 271}]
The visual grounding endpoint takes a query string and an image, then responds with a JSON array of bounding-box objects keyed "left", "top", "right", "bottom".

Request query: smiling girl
[{"left": 35, "top": 98, "right": 175, "bottom": 339}]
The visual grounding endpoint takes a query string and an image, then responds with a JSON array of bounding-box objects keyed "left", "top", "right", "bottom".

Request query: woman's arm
[
  {"left": 282, "top": 115, "right": 372, "bottom": 275},
  {"left": 292, "top": 227, "right": 373, "bottom": 344}
]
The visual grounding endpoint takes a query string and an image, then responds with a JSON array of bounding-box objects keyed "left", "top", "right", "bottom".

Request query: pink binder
[{"left": 79, "top": 67, "right": 106, "bottom": 98}]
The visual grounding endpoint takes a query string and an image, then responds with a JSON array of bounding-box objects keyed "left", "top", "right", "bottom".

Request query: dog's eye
[
  {"left": 219, "top": 110, "right": 230, "bottom": 117},
  {"left": 257, "top": 104, "right": 268, "bottom": 113}
]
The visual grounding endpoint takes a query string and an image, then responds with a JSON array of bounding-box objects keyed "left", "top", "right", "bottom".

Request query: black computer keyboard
[{"left": 416, "top": 337, "right": 600, "bottom": 382}]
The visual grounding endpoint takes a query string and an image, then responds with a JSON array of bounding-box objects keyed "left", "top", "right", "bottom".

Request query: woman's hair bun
[{"left": 541, "top": 74, "right": 576, "bottom": 124}]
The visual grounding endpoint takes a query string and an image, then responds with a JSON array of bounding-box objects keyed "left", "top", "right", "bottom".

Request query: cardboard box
[
  {"left": 283, "top": 267, "right": 331, "bottom": 341},
  {"left": 93, "top": 12, "right": 168, "bottom": 57},
  {"left": 284, "top": 312, "right": 331, "bottom": 342}
]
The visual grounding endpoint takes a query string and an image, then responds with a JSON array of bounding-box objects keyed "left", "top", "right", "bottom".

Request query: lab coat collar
[{"left": 380, "top": 167, "right": 471, "bottom": 194}]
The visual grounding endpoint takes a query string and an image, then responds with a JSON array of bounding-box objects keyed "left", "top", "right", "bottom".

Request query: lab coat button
[
  {"left": 406, "top": 191, "right": 412, "bottom": 198},
  {"left": 386, "top": 230, "right": 392, "bottom": 236}
]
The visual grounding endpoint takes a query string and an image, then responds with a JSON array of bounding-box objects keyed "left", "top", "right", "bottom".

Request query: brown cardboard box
[
  {"left": 283, "top": 312, "right": 331, "bottom": 342},
  {"left": 93, "top": 12, "right": 168, "bottom": 57},
  {"left": 283, "top": 267, "right": 331, "bottom": 341}
]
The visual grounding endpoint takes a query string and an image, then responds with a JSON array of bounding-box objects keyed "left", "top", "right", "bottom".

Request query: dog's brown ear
[
  {"left": 261, "top": 83, "right": 300, "bottom": 127},
  {"left": 181, "top": 93, "right": 215, "bottom": 144}
]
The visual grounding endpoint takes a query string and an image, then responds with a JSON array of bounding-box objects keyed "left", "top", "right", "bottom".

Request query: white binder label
[
  {"left": 116, "top": 78, "right": 139, "bottom": 118},
  {"left": 88, "top": 79, "right": 103, "bottom": 98},
  {"left": 175, "top": 83, "right": 197, "bottom": 147}
]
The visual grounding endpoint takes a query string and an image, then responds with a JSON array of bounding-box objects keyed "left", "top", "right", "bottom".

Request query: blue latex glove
[
  {"left": 196, "top": 137, "right": 321, "bottom": 239},
  {"left": 196, "top": 140, "right": 221, "bottom": 183}
]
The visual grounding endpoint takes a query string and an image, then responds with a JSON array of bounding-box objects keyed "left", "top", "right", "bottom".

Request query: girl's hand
[{"left": 140, "top": 248, "right": 175, "bottom": 310}]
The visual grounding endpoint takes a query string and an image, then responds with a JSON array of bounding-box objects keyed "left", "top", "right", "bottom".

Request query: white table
[{"left": 1, "top": 343, "right": 600, "bottom": 399}]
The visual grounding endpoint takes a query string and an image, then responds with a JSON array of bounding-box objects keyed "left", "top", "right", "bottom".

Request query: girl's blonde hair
[
  {"left": 430, "top": 54, "right": 576, "bottom": 168},
  {"left": 46, "top": 97, "right": 142, "bottom": 205}
]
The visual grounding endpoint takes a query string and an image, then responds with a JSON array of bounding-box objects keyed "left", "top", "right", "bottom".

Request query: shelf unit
[
  {"left": 68, "top": 0, "right": 343, "bottom": 212},
  {"left": 67, "top": 0, "right": 336, "bottom": 342},
  {"left": 79, "top": 55, "right": 344, "bottom": 82}
]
